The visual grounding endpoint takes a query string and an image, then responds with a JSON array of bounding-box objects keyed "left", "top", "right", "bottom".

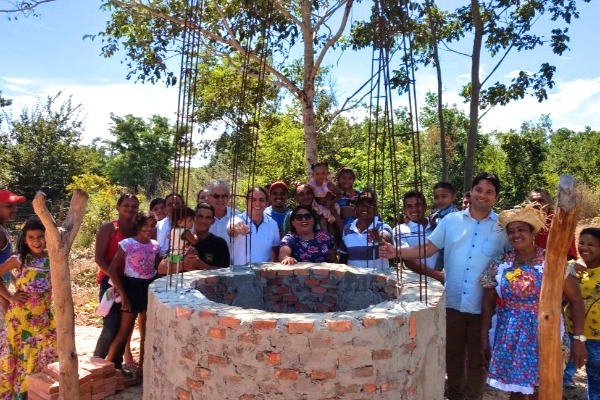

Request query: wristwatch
[{"left": 573, "top": 334, "right": 587, "bottom": 342}]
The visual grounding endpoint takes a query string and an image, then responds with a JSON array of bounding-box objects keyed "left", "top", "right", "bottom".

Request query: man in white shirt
[
  {"left": 207, "top": 180, "right": 238, "bottom": 255},
  {"left": 393, "top": 190, "right": 441, "bottom": 282}
]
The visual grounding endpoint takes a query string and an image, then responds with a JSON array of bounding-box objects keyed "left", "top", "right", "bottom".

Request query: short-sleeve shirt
[
  {"left": 230, "top": 212, "right": 280, "bottom": 265},
  {"left": 427, "top": 209, "right": 509, "bottom": 314},
  {"left": 339, "top": 216, "right": 393, "bottom": 271},
  {"left": 393, "top": 220, "right": 438, "bottom": 269},
  {"left": 193, "top": 233, "right": 231, "bottom": 269},
  {"left": 280, "top": 231, "right": 334, "bottom": 263},
  {"left": 119, "top": 237, "right": 159, "bottom": 279},
  {"left": 209, "top": 206, "right": 239, "bottom": 256},
  {"left": 264, "top": 206, "right": 292, "bottom": 238},
  {"left": 565, "top": 266, "right": 600, "bottom": 339}
]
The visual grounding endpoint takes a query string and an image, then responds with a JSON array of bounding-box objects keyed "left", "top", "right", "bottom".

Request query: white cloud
[{"left": 2, "top": 77, "right": 179, "bottom": 144}]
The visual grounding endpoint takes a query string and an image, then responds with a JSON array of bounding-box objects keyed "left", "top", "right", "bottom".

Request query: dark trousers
[
  {"left": 445, "top": 308, "right": 487, "bottom": 400},
  {"left": 93, "top": 277, "right": 125, "bottom": 369}
]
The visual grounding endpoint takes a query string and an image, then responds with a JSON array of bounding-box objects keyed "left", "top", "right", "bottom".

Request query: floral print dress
[
  {"left": 0, "top": 254, "right": 57, "bottom": 400},
  {"left": 280, "top": 231, "right": 334, "bottom": 263},
  {"left": 479, "top": 247, "right": 546, "bottom": 395}
]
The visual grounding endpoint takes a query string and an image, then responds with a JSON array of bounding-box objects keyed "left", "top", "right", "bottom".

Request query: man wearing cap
[
  {"left": 338, "top": 189, "right": 393, "bottom": 271},
  {"left": 0, "top": 189, "right": 26, "bottom": 322},
  {"left": 265, "top": 181, "right": 291, "bottom": 238}
]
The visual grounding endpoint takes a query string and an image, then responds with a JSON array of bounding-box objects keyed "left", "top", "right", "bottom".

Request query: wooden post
[
  {"left": 538, "top": 175, "right": 579, "bottom": 400},
  {"left": 33, "top": 190, "right": 88, "bottom": 400}
]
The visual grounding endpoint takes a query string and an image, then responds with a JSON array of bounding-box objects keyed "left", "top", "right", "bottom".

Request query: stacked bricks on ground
[
  {"left": 28, "top": 357, "right": 119, "bottom": 400},
  {"left": 144, "top": 262, "right": 446, "bottom": 399}
]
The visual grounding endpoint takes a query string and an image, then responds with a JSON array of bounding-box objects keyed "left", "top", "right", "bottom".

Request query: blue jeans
[
  {"left": 564, "top": 337, "right": 600, "bottom": 400},
  {"left": 93, "top": 277, "right": 124, "bottom": 369}
]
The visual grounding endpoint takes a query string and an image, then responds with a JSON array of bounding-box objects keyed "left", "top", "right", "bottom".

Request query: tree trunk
[
  {"left": 464, "top": 0, "right": 483, "bottom": 191},
  {"left": 538, "top": 175, "right": 578, "bottom": 400},
  {"left": 33, "top": 190, "right": 88, "bottom": 400},
  {"left": 425, "top": 0, "right": 448, "bottom": 181}
]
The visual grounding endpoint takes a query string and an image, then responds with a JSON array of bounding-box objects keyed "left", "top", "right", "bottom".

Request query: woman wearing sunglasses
[{"left": 279, "top": 205, "right": 337, "bottom": 265}]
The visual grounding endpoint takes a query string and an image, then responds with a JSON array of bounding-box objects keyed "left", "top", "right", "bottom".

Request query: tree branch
[
  {"left": 270, "top": 0, "right": 301, "bottom": 26},
  {"left": 314, "top": 0, "right": 353, "bottom": 75},
  {"left": 0, "top": 0, "right": 55, "bottom": 13}
]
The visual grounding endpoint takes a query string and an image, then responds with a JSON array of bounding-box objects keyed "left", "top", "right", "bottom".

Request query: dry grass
[{"left": 70, "top": 249, "right": 103, "bottom": 327}]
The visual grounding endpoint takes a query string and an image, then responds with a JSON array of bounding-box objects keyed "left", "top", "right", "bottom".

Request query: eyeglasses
[
  {"left": 211, "top": 194, "right": 230, "bottom": 200},
  {"left": 294, "top": 213, "right": 313, "bottom": 221}
]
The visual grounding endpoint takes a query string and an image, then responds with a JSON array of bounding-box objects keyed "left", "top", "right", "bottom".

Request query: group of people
[{"left": 0, "top": 165, "right": 599, "bottom": 399}]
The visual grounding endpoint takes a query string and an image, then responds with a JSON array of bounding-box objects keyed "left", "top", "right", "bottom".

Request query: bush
[{"left": 578, "top": 184, "right": 600, "bottom": 220}]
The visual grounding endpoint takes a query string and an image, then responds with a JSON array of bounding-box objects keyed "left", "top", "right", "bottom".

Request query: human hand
[
  {"left": 368, "top": 229, "right": 381, "bottom": 244},
  {"left": 480, "top": 337, "right": 491, "bottom": 365},
  {"left": 9, "top": 290, "right": 29, "bottom": 304},
  {"left": 572, "top": 340, "right": 588, "bottom": 369},
  {"left": 183, "top": 253, "right": 201, "bottom": 271},
  {"left": 378, "top": 239, "right": 396, "bottom": 259},
  {"left": 228, "top": 221, "right": 250, "bottom": 238},
  {"left": 280, "top": 256, "right": 297, "bottom": 266},
  {"left": 120, "top": 296, "right": 131, "bottom": 312}
]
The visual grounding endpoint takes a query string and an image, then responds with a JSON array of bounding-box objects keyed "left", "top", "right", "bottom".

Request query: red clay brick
[
  {"left": 259, "top": 270, "right": 269, "bottom": 277},
  {"left": 198, "top": 310, "right": 217, "bottom": 319},
  {"left": 327, "top": 320, "right": 352, "bottom": 332},
  {"left": 308, "top": 337, "right": 335, "bottom": 349},
  {"left": 273, "top": 286, "right": 291, "bottom": 294},
  {"left": 266, "top": 269, "right": 278, "bottom": 277},
  {"left": 362, "top": 317, "right": 384, "bottom": 328},
  {"left": 195, "top": 367, "right": 211, "bottom": 379},
  {"left": 409, "top": 315, "right": 417, "bottom": 338},
  {"left": 266, "top": 352, "right": 281, "bottom": 365},
  {"left": 315, "top": 304, "right": 330, "bottom": 312},
  {"left": 312, "top": 286, "right": 327, "bottom": 294},
  {"left": 331, "top": 270, "right": 346, "bottom": 278},
  {"left": 310, "top": 369, "right": 336, "bottom": 380},
  {"left": 175, "top": 307, "right": 194, "bottom": 319},
  {"left": 312, "top": 268, "right": 330, "bottom": 276},
  {"left": 363, "top": 383, "right": 378, "bottom": 393},
  {"left": 352, "top": 366, "right": 374, "bottom": 378},
  {"left": 219, "top": 316, "right": 241, "bottom": 327},
  {"left": 394, "top": 316, "right": 405, "bottom": 325},
  {"left": 277, "top": 269, "right": 294, "bottom": 276},
  {"left": 206, "top": 276, "right": 219, "bottom": 283},
  {"left": 207, "top": 354, "right": 227, "bottom": 366},
  {"left": 267, "top": 277, "right": 283, "bottom": 285},
  {"left": 274, "top": 369, "right": 299, "bottom": 381},
  {"left": 251, "top": 320, "right": 277, "bottom": 330},
  {"left": 375, "top": 274, "right": 387, "bottom": 282},
  {"left": 208, "top": 327, "right": 227, "bottom": 339},
  {"left": 294, "top": 268, "right": 310, "bottom": 276},
  {"left": 288, "top": 321, "right": 314, "bottom": 333},
  {"left": 186, "top": 378, "right": 203, "bottom": 391},
  {"left": 223, "top": 292, "right": 236, "bottom": 300},
  {"left": 372, "top": 349, "right": 392, "bottom": 360},
  {"left": 282, "top": 295, "right": 298, "bottom": 302},
  {"left": 305, "top": 278, "right": 320, "bottom": 286},
  {"left": 238, "top": 332, "right": 261, "bottom": 345},
  {"left": 177, "top": 388, "right": 192, "bottom": 400},
  {"left": 381, "top": 380, "right": 399, "bottom": 392},
  {"left": 404, "top": 341, "right": 417, "bottom": 352}
]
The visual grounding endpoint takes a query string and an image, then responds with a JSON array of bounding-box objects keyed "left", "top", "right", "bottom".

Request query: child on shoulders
[{"left": 308, "top": 161, "right": 342, "bottom": 224}]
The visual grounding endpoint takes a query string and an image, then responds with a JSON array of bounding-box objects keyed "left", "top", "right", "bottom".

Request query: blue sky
[{"left": 1, "top": 0, "right": 599, "bottom": 148}]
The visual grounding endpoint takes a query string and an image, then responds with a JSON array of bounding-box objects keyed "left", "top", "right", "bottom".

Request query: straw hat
[{"left": 498, "top": 203, "right": 547, "bottom": 234}]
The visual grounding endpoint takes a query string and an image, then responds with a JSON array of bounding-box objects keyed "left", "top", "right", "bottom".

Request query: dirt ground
[{"left": 70, "top": 254, "right": 590, "bottom": 399}]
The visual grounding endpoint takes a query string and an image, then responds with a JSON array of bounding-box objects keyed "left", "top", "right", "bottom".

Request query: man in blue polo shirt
[{"left": 380, "top": 172, "right": 509, "bottom": 400}]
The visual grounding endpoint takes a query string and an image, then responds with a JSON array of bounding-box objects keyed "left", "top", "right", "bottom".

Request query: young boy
[
  {"left": 429, "top": 182, "right": 459, "bottom": 272},
  {"left": 168, "top": 207, "right": 197, "bottom": 263},
  {"left": 429, "top": 182, "right": 459, "bottom": 228}
]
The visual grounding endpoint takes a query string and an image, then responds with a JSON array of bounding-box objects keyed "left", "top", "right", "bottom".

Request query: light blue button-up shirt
[{"left": 428, "top": 209, "right": 509, "bottom": 314}]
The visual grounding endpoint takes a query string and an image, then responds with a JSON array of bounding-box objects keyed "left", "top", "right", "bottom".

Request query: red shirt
[
  {"left": 97, "top": 221, "right": 127, "bottom": 284},
  {"left": 534, "top": 213, "right": 577, "bottom": 259}
]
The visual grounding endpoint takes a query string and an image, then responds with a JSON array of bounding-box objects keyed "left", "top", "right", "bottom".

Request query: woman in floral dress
[
  {"left": 279, "top": 205, "right": 336, "bottom": 265},
  {"left": 479, "top": 205, "right": 587, "bottom": 399},
  {"left": 0, "top": 217, "right": 57, "bottom": 399}
]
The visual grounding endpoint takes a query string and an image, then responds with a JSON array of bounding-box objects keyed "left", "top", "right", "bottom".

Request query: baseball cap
[
  {"left": 269, "top": 181, "right": 288, "bottom": 192},
  {"left": 0, "top": 189, "right": 26, "bottom": 204},
  {"left": 355, "top": 190, "right": 376, "bottom": 206}
]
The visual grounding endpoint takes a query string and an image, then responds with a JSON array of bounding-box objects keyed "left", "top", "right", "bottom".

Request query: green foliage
[
  {"left": 0, "top": 92, "right": 96, "bottom": 200},
  {"left": 68, "top": 173, "right": 123, "bottom": 249},
  {"left": 101, "top": 114, "right": 174, "bottom": 198}
]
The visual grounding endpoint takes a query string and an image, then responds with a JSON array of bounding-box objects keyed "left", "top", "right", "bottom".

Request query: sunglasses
[
  {"left": 294, "top": 213, "right": 313, "bottom": 221},
  {"left": 211, "top": 194, "right": 230, "bottom": 200}
]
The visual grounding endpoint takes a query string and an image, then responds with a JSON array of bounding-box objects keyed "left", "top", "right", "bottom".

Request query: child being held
[
  {"left": 168, "top": 207, "right": 197, "bottom": 263},
  {"left": 429, "top": 181, "right": 459, "bottom": 228},
  {"left": 308, "top": 161, "right": 342, "bottom": 223}
]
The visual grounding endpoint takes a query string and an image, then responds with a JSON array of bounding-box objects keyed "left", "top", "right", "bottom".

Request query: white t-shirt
[{"left": 230, "top": 212, "right": 280, "bottom": 265}]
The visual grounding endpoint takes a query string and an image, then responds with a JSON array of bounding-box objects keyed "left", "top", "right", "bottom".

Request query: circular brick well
[{"left": 144, "top": 263, "right": 445, "bottom": 400}]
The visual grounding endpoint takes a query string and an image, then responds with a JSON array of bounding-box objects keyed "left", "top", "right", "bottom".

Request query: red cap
[
  {"left": 0, "top": 189, "right": 26, "bottom": 204},
  {"left": 269, "top": 181, "right": 288, "bottom": 192}
]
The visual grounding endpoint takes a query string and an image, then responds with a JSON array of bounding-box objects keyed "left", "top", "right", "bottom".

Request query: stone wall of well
[{"left": 143, "top": 263, "right": 445, "bottom": 400}]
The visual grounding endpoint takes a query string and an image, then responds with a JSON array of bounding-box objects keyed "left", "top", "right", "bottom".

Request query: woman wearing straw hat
[{"left": 479, "top": 204, "right": 587, "bottom": 399}]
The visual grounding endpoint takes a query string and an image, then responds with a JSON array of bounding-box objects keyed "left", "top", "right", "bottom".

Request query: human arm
[
  {"left": 279, "top": 245, "right": 297, "bottom": 265},
  {"left": 480, "top": 288, "right": 498, "bottom": 364},
  {"left": 379, "top": 239, "right": 439, "bottom": 260},
  {"left": 106, "top": 247, "right": 130, "bottom": 311},
  {"left": 328, "top": 248, "right": 338, "bottom": 263},
  {"left": 563, "top": 274, "right": 588, "bottom": 368},
  {"left": 94, "top": 222, "right": 115, "bottom": 274},
  {"left": 327, "top": 181, "right": 343, "bottom": 198},
  {"left": 0, "top": 255, "right": 28, "bottom": 303}
]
